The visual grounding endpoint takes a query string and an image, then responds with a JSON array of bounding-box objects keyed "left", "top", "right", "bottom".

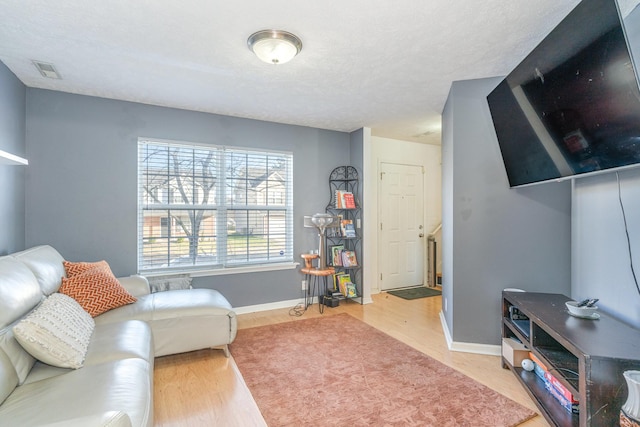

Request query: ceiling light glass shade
[{"left": 248, "top": 30, "right": 302, "bottom": 65}]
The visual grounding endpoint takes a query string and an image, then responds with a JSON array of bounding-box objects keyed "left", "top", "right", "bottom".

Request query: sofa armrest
[
  {"left": 117, "top": 275, "right": 150, "bottom": 297},
  {"left": 38, "top": 411, "right": 132, "bottom": 427}
]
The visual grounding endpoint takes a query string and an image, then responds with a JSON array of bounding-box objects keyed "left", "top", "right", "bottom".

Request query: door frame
[
  {"left": 377, "top": 161, "right": 426, "bottom": 292},
  {"left": 362, "top": 134, "right": 442, "bottom": 299}
]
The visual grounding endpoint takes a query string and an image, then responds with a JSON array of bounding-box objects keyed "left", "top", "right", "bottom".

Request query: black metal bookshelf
[{"left": 325, "top": 166, "right": 363, "bottom": 304}]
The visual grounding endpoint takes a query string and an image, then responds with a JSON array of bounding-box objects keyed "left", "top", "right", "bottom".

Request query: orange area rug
[{"left": 231, "top": 313, "right": 537, "bottom": 426}]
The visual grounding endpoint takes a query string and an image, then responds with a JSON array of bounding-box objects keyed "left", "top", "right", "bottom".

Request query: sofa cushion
[
  {"left": 0, "top": 257, "right": 43, "bottom": 330},
  {"left": 22, "top": 320, "right": 153, "bottom": 385},
  {"left": 59, "top": 267, "right": 137, "bottom": 317},
  {"left": 0, "top": 358, "right": 152, "bottom": 427},
  {"left": 0, "top": 348, "right": 18, "bottom": 406},
  {"left": 84, "top": 320, "right": 153, "bottom": 366},
  {"left": 117, "top": 275, "right": 151, "bottom": 298},
  {"left": 95, "top": 289, "right": 237, "bottom": 357},
  {"left": 37, "top": 411, "right": 132, "bottom": 427},
  {"left": 63, "top": 260, "right": 110, "bottom": 278},
  {"left": 13, "top": 293, "right": 95, "bottom": 369},
  {"left": 0, "top": 257, "right": 42, "bottom": 384},
  {"left": 11, "top": 245, "right": 66, "bottom": 296}
]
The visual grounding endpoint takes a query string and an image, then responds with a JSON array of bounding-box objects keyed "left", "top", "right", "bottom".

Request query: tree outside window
[{"left": 138, "top": 139, "right": 293, "bottom": 272}]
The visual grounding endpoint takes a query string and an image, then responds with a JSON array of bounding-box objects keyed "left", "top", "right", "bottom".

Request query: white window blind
[{"left": 138, "top": 139, "right": 293, "bottom": 273}]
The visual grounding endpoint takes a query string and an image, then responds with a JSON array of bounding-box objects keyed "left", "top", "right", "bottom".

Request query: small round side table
[{"left": 300, "top": 254, "right": 334, "bottom": 313}]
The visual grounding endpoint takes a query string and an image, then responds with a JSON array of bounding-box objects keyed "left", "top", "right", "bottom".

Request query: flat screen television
[{"left": 487, "top": 0, "right": 640, "bottom": 187}]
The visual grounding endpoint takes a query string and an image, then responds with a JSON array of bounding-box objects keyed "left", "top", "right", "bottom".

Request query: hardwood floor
[{"left": 154, "top": 292, "right": 549, "bottom": 426}]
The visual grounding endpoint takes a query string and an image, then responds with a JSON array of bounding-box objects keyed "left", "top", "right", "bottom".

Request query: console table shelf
[{"left": 502, "top": 291, "right": 640, "bottom": 427}]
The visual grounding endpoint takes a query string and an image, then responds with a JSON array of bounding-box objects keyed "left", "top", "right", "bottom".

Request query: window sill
[{"left": 142, "top": 261, "right": 300, "bottom": 278}]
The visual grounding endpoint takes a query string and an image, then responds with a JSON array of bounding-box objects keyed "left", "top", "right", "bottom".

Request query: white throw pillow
[{"left": 13, "top": 293, "right": 95, "bottom": 369}]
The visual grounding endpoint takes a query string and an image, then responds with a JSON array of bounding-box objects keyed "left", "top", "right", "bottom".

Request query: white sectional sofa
[{"left": 0, "top": 245, "right": 237, "bottom": 427}]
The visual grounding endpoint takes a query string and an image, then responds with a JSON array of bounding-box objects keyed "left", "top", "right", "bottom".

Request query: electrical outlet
[
  {"left": 444, "top": 297, "right": 447, "bottom": 312},
  {"left": 301, "top": 280, "right": 307, "bottom": 291}
]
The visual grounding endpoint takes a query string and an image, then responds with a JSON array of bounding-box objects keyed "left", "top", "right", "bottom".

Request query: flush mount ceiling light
[{"left": 247, "top": 30, "right": 302, "bottom": 65}]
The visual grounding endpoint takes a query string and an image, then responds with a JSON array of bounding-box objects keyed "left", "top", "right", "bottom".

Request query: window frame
[{"left": 137, "top": 138, "right": 295, "bottom": 275}]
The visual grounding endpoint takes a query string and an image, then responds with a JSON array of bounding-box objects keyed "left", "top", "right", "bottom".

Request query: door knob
[{"left": 419, "top": 233, "right": 424, "bottom": 238}]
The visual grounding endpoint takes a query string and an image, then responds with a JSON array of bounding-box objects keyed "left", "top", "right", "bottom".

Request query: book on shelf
[
  {"left": 545, "top": 371, "right": 578, "bottom": 404},
  {"left": 530, "top": 354, "right": 579, "bottom": 414},
  {"left": 332, "top": 273, "right": 346, "bottom": 292},
  {"left": 340, "top": 219, "right": 353, "bottom": 237},
  {"left": 533, "top": 363, "right": 547, "bottom": 381},
  {"left": 343, "top": 192, "right": 356, "bottom": 209},
  {"left": 334, "top": 190, "right": 356, "bottom": 209},
  {"left": 528, "top": 352, "right": 549, "bottom": 372},
  {"left": 343, "top": 222, "right": 356, "bottom": 238},
  {"left": 544, "top": 377, "right": 580, "bottom": 413},
  {"left": 341, "top": 250, "right": 357, "bottom": 267},
  {"left": 345, "top": 282, "right": 358, "bottom": 298},
  {"left": 331, "top": 245, "right": 344, "bottom": 266},
  {"left": 344, "top": 224, "right": 356, "bottom": 238},
  {"left": 334, "top": 273, "right": 352, "bottom": 295}
]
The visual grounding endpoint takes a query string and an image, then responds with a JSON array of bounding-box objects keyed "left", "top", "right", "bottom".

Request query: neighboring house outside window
[{"left": 137, "top": 138, "right": 293, "bottom": 273}]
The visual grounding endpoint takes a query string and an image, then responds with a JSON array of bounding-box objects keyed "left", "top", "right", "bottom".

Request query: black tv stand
[{"left": 501, "top": 291, "right": 640, "bottom": 426}]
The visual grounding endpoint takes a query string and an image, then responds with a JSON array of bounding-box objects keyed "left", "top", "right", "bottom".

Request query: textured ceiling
[{"left": 1, "top": 0, "right": 638, "bottom": 144}]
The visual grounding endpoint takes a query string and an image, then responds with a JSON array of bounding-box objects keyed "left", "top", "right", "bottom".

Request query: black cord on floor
[
  {"left": 289, "top": 302, "right": 307, "bottom": 317},
  {"left": 616, "top": 172, "right": 640, "bottom": 297},
  {"left": 289, "top": 286, "right": 311, "bottom": 317}
]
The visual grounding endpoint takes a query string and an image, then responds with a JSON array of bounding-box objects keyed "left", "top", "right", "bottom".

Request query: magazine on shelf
[
  {"left": 335, "top": 273, "right": 352, "bottom": 295},
  {"left": 331, "top": 245, "right": 344, "bottom": 266},
  {"left": 334, "top": 190, "right": 356, "bottom": 209},
  {"left": 343, "top": 192, "right": 356, "bottom": 209},
  {"left": 341, "top": 250, "right": 357, "bottom": 267},
  {"left": 335, "top": 190, "right": 343, "bottom": 208},
  {"left": 345, "top": 282, "right": 358, "bottom": 298},
  {"left": 344, "top": 223, "right": 356, "bottom": 238},
  {"left": 340, "top": 219, "right": 353, "bottom": 237}
]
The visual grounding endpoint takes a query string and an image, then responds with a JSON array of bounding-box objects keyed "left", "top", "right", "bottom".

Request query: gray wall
[
  {"left": 441, "top": 86, "right": 455, "bottom": 332},
  {"left": 573, "top": 170, "right": 640, "bottom": 328},
  {"left": 442, "top": 77, "right": 572, "bottom": 346},
  {"left": 25, "top": 89, "right": 351, "bottom": 307},
  {"left": 569, "top": 2, "right": 640, "bottom": 330},
  {"left": 349, "top": 128, "right": 364, "bottom": 227},
  {"left": 0, "top": 63, "right": 26, "bottom": 255}
]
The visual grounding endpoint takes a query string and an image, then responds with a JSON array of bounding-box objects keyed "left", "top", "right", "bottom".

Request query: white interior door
[{"left": 379, "top": 162, "right": 425, "bottom": 290}]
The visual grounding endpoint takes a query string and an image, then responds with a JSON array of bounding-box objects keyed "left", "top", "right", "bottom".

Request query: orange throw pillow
[
  {"left": 59, "top": 266, "right": 137, "bottom": 317},
  {"left": 63, "top": 260, "right": 110, "bottom": 278}
]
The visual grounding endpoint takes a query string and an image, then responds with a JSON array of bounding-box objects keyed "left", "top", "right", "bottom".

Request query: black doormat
[{"left": 387, "top": 286, "right": 441, "bottom": 300}]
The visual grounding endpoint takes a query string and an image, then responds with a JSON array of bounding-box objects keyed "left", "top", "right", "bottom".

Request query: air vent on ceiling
[{"left": 32, "top": 61, "right": 61, "bottom": 79}]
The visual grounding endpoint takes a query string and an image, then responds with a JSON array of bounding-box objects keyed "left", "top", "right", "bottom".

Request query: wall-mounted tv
[{"left": 487, "top": 0, "right": 640, "bottom": 187}]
